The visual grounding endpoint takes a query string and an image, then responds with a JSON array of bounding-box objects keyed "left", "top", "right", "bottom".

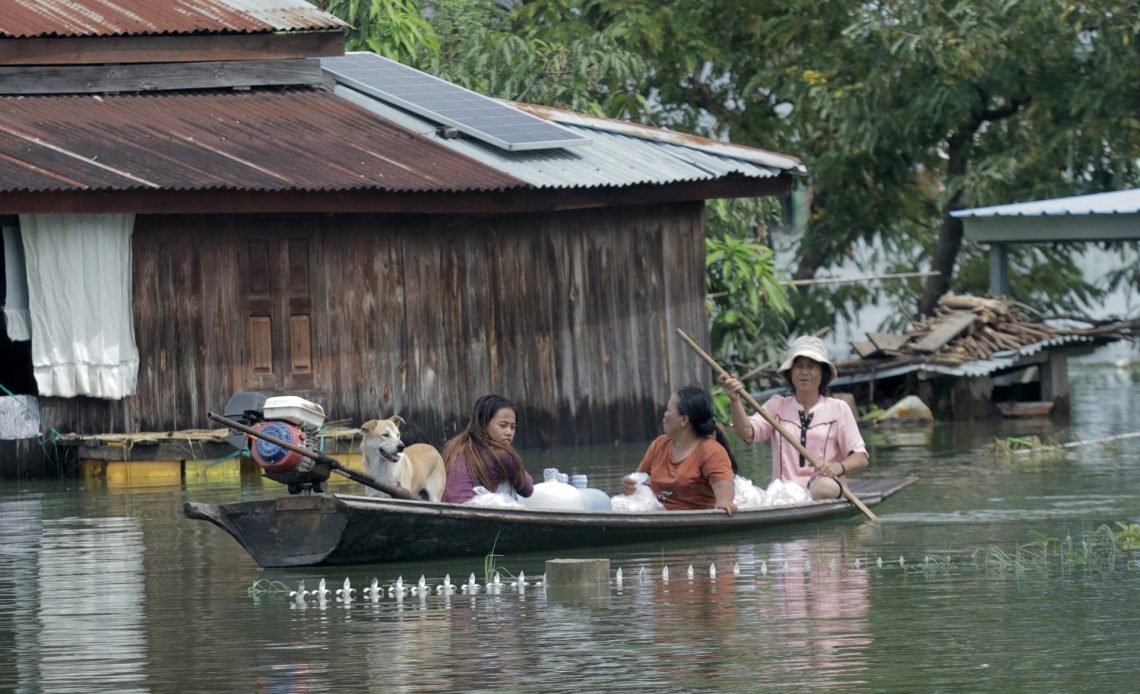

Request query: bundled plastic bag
[
  {"left": 464, "top": 485, "right": 525, "bottom": 509},
  {"left": 765, "top": 478, "right": 812, "bottom": 506},
  {"left": 733, "top": 475, "right": 768, "bottom": 509},
  {"left": 610, "top": 472, "right": 666, "bottom": 512}
]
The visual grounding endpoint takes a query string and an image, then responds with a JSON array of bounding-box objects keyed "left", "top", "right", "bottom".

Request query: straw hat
[{"left": 777, "top": 335, "right": 838, "bottom": 381}]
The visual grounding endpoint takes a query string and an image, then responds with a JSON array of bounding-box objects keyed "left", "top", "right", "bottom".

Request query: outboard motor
[{"left": 221, "top": 392, "right": 331, "bottom": 494}]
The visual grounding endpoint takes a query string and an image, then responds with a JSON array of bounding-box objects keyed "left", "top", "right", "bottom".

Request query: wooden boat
[{"left": 184, "top": 477, "right": 917, "bottom": 567}]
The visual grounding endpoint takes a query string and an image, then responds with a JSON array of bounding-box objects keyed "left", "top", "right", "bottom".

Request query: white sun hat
[{"left": 777, "top": 335, "right": 838, "bottom": 380}]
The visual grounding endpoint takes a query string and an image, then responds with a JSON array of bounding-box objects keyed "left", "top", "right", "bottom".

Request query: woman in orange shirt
[{"left": 620, "top": 386, "right": 738, "bottom": 515}]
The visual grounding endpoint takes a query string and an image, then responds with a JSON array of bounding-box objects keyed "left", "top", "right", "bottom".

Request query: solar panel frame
[{"left": 321, "top": 53, "right": 591, "bottom": 152}]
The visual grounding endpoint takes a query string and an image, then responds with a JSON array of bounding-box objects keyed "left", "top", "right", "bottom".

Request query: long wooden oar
[
  {"left": 675, "top": 328, "right": 878, "bottom": 521},
  {"left": 208, "top": 411, "right": 414, "bottom": 499}
]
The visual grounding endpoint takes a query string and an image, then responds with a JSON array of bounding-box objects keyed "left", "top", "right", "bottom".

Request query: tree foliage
[{"left": 319, "top": 0, "right": 1140, "bottom": 359}]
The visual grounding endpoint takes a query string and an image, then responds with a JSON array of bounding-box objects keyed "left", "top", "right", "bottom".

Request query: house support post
[{"left": 988, "top": 243, "right": 1010, "bottom": 297}]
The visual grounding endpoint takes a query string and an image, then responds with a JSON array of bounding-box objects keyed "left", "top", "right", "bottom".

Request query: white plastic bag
[
  {"left": 464, "top": 485, "right": 525, "bottom": 509},
  {"left": 733, "top": 475, "right": 768, "bottom": 509},
  {"left": 610, "top": 472, "right": 666, "bottom": 512},
  {"left": 764, "top": 478, "right": 812, "bottom": 506}
]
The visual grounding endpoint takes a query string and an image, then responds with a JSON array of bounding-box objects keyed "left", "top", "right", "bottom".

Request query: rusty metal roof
[
  {"left": 0, "top": 0, "right": 349, "bottom": 38},
  {"left": 0, "top": 88, "right": 524, "bottom": 193}
]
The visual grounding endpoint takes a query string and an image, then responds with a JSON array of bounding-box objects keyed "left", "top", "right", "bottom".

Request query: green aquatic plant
[
  {"left": 861, "top": 407, "right": 887, "bottom": 424},
  {"left": 985, "top": 434, "right": 1067, "bottom": 463},
  {"left": 247, "top": 579, "right": 291, "bottom": 598},
  {"left": 971, "top": 525, "right": 1119, "bottom": 577},
  {"left": 484, "top": 533, "right": 503, "bottom": 584},
  {"left": 987, "top": 435, "right": 1044, "bottom": 454},
  {"left": 1114, "top": 522, "right": 1140, "bottom": 550}
]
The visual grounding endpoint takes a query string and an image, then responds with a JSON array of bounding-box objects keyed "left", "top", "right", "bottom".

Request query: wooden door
[{"left": 239, "top": 225, "right": 319, "bottom": 393}]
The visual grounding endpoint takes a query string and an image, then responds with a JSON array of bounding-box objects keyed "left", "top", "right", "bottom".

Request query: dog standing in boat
[{"left": 360, "top": 416, "right": 446, "bottom": 502}]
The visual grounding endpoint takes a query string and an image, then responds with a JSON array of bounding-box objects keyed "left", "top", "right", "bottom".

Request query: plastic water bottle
[
  {"left": 570, "top": 474, "right": 613, "bottom": 511},
  {"left": 522, "top": 468, "right": 584, "bottom": 510}
]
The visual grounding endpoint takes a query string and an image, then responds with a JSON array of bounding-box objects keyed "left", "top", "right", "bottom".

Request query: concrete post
[
  {"left": 989, "top": 243, "right": 1010, "bottom": 296},
  {"left": 544, "top": 558, "right": 612, "bottom": 602},
  {"left": 545, "top": 558, "right": 611, "bottom": 586},
  {"left": 1041, "top": 351, "right": 1070, "bottom": 416}
]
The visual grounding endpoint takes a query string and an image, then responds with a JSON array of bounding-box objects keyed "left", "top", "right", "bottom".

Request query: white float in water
[
  {"left": 733, "top": 563, "right": 740, "bottom": 576},
  {"left": 289, "top": 580, "right": 309, "bottom": 602},
  {"left": 367, "top": 578, "right": 381, "bottom": 602},
  {"left": 336, "top": 577, "right": 354, "bottom": 602},
  {"left": 661, "top": 565, "right": 669, "bottom": 582},
  {"left": 759, "top": 561, "right": 768, "bottom": 576},
  {"left": 437, "top": 574, "right": 455, "bottom": 595},
  {"left": 389, "top": 576, "right": 406, "bottom": 598},
  {"left": 709, "top": 563, "right": 717, "bottom": 579},
  {"left": 409, "top": 575, "right": 428, "bottom": 598},
  {"left": 687, "top": 564, "right": 694, "bottom": 580},
  {"left": 615, "top": 568, "right": 623, "bottom": 587},
  {"left": 314, "top": 578, "right": 331, "bottom": 601},
  {"left": 461, "top": 573, "right": 480, "bottom": 594}
]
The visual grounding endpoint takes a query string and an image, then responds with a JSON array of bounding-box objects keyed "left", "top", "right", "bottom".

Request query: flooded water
[{"left": 2, "top": 365, "right": 1139, "bottom": 692}]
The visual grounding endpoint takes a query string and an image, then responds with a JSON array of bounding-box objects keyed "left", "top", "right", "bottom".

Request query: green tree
[{"left": 513, "top": 0, "right": 1140, "bottom": 324}]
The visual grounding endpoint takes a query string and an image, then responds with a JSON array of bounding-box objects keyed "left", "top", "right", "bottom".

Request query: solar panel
[{"left": 321, "top": 52, "right": 591, "bottom": 152}]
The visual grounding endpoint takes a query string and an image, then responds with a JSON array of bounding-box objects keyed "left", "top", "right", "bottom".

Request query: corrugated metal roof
[
  {"left": 335, "top": 85, "right": 794, "bottom": 189},
  {"left": 0, "top": 0, "right": 349, "bottom": 38},
  {"left": 0, "top": 89, "right": 524, "bottom": 193},
  {"left": 829, "top": 334, "right": 1097, "bottom": 386},
  {"left": 953, "top": 189, "right": 1140, "bottom": 219},
  {"left": 512, "top": 102, "right": 806, "bottom": 174}
]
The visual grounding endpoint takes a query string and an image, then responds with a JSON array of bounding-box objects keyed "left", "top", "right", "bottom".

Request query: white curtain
[
  {"left": 3, "top": 225, "right": 31, "bottom": 341},
  {"left": 18, "top": 214, "right": 139, "bottom": 399}
]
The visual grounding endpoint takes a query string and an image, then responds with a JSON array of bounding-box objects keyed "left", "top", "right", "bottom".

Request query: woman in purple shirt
[
  {"left": 441, "top": 394, "right": 534, "bottom": 504},
  {"left": 720, "top": 335, "right": 868, "bottom": 501}
]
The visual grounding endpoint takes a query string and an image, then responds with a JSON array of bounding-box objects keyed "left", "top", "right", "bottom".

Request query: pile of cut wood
[{"left": 848, "top": 295, "right": 1058, "bottom": 365}]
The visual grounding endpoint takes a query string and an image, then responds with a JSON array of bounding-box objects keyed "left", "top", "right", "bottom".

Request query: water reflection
[
  {"left": 5, "top": 511, "right": 146, "bottom": 693},
  {"left": 0, "top": 365, "right": 1138, "bottom": 691},
  {"left": 1, "top": 499, "right": 43, "bottom": 689}
]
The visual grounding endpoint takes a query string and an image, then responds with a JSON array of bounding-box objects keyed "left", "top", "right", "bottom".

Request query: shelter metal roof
[
  {"left": 953, "top": 189, "right": 1140, "bottom": 219},
  {"left": 0, "top": 89, "right": 523, "bottom": 193},
  {"left": 334, "top": 85, "right": 796, "bottom": 190},
  {"left": 0, "top": 0, "right": 349, "bottom": 38},
  {"left": 829, "top": 334, "right": 1097, "bottom": 387},
  {"left": 955, "top": 189, "right": 1140, "bottom": 244}
]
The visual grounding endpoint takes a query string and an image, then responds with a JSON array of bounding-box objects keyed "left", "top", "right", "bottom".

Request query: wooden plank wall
[{"left": 39, "top": 202, "right": 711, "bottom": 447}]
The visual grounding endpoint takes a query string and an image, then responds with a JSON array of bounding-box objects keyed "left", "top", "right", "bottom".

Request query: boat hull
[{"left": 185, "top": 477, "right": 917, "bottom": 567}]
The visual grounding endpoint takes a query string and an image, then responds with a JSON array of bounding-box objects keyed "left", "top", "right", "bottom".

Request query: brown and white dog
[{"left": 360, "top": 416, "right": 446, "bottom": 502}]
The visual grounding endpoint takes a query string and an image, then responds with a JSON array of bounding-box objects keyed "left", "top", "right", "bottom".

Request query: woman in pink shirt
[{"left": 719, "top": 336, "right": 868, "bottom": 501}]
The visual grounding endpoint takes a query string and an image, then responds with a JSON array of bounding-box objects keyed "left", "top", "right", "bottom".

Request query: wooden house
[{"left": 0, "top": 0, "right": 804, "bottom": 476}]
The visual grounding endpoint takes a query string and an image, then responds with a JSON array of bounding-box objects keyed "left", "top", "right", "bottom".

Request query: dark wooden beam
[
  {"left": 0, "top": 58, "right": 323, "bottom": 95},
  {"left": 0, "top": 32, "right": 345, "bottom": 66},
  {"left": 0, "top": 175, "right": 792, "bottom": 215}
]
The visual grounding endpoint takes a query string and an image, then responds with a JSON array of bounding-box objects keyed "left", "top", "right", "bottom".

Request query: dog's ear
[
  {"left": 392, "top": 415, "right": 405, "bottom": 426},
  {"left": 361, "top": 419, "right": 379, "bottom": 433}
]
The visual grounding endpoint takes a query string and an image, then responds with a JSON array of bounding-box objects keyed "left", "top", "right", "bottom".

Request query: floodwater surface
[{"left": 2, "top": 365, "right": 1139, "bottom": 692}]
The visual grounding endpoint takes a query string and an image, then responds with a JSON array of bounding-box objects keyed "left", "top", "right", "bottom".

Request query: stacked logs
[{"left": 909, "top": 295, "right": 1057, "bottom": 363}]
